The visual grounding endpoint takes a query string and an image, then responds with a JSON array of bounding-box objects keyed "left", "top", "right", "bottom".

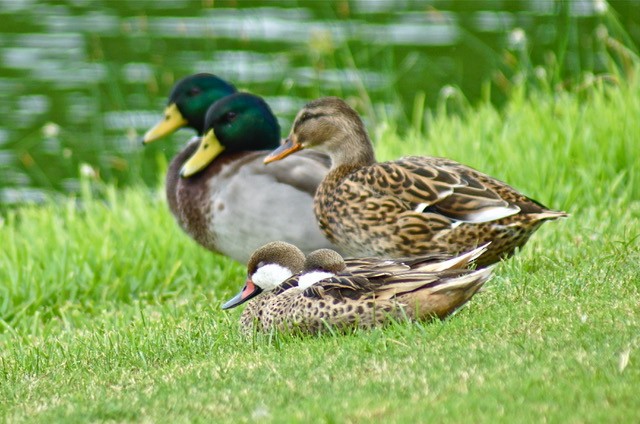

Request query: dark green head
[
  {"left": 169, "top": 73, "right": 237, "bottom": 134},
  {"left": 204, "top": 92, "right": 281, "bottom": 152},
  {"left": 143, "top": 73, "right": 237, "bottom": 144},
  {"left": 180, "top": 93, "right": 282, "bottom": 177}
]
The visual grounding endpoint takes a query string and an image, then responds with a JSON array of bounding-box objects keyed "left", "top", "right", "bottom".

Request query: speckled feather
[
  {"left": 273, "top": 97, "right": 567, "bottom": 267},
  {"left": 238, "top": 243, "right": 491, "bottom": 335},
  {"left": 315, "top": 155, "right": 566, "bottom": 266}
]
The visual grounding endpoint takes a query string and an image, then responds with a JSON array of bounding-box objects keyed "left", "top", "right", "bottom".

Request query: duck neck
[
  {"left": 320, "top": 131, "right": 374, "bottom": 191},
  {"left": 327, "top": 133, "right": 376, "bottom": 171}
]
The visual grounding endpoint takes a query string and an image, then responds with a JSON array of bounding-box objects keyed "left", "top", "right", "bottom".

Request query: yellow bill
[
  {"left": 142, "top": 103, "right": 188, "bottom": 144},
  {"left": 180, "top": 129, "right": 225, "bottom": 177}
]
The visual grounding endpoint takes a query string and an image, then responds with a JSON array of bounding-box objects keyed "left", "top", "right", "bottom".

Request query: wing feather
[{"left": 346, "top": 156, "right": 521, "bottom": 224}]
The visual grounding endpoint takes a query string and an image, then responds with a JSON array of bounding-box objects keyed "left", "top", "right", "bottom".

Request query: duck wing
[
  {"left": 253, "top": 150, "right": 330, "bottom": 196},
  {"left": 302, "top": 271, "right": 445, "bottom": 302},
  {"left": 346, "top": 156, "right": 522, "bottom": 224},
  {"left": 343, "top": 251, "right": 456, "bottom": 274}
]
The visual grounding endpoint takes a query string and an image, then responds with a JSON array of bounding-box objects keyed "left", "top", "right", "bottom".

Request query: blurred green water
[{"left": 0, "top": 0, "right": 637, "bottom": 204}]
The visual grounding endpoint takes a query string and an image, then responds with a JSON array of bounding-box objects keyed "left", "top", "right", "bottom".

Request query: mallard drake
[
  {"left": 222, "top": 241, "right": 491, "bottom": 335},
  {"left": 142, "top": 75, "right": 336, "bottom": 263},
  {"left": 264, "top": 97, "right": 568, "bottom": 266}
]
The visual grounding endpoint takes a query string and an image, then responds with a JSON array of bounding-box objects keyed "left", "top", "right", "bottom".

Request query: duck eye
[
  {"left": 187, "top": 87, "right": 201, "bottom": 97},
  {"left": 225, "top": 111, "right": 237, "bottom": 122}
]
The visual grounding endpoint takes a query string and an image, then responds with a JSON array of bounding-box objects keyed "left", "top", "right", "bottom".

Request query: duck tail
[
  {"left": 414, "top": 243, "right": 490, "bottom": 273},
  {"left": 535, "top": 210, "right": 569, "bottom": 221},
  {"left": 402, "top": 266, "right": 493, "bottom": 320}
]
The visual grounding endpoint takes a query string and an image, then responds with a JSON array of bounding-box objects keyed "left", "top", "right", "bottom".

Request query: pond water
[{"left": 1, "top": 0, "right": 638, "bottom": 204}]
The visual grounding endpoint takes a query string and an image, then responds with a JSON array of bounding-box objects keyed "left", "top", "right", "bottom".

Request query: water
[{"left": 0, "top": 0, "right": 638, "bottom": 204}]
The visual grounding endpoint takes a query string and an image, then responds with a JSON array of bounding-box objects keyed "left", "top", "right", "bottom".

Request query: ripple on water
[
  {"left": 193, "top": 50, "right": 290, "bottom": 84},
  {"left": 294, "top": 67, "right": 387, "bottom": 90},
  {"left": 0, "top": 187, "right": 50, "bottom": 204},
  {"left": 147, "top": 12, "right": 345, "bottom": 44},
  {"left": 472, "top": 11, "right": 516, "bottom": 33},
  {"left": 0, "top": 150, "right": 14, "bottom": 166},
  {"left": 31, "top": 62, "right": 107, "bottom": 88},
  {"left": 103, "top": 110, "right": 162, "bottom": 131},
  {"left": 0, "top": 129, "right": 9, "bottom": 146},
  {"left": 43, "top": 12, "right": 119, "bottom": 35}
]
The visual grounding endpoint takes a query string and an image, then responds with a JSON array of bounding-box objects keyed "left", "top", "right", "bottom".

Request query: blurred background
[{"left": 0, "top": 0, "right": 638, "bottom": 205}]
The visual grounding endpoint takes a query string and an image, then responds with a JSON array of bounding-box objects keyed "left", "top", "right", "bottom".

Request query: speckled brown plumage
[
  {"left": 265, "top": 97, "right": 567, "bottom": 266},
  {"left": 231, "top": 242, "right": 491, "bottom": 335}
]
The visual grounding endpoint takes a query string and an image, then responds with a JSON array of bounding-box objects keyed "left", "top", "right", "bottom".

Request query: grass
[{"left": 1, "top": 72, "right": 640, "bottom": 422}]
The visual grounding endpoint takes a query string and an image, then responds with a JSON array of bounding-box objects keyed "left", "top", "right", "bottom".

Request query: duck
[
  {"left": 142, "top": 74, "right": 337, "bottom": 263},
  {"left": 263, "top": 97, "right": 568, "bottom": 267},
  {"left": 222, "top": 241, "right": 492, "bottom": 335}
]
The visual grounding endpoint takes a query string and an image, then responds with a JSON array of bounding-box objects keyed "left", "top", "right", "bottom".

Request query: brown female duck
[
  {"left": 222, "top": 241, "right": 491, "bottom": 335},
  {"left": 264, "top": 97, "right": 567, "bottom": 266}
]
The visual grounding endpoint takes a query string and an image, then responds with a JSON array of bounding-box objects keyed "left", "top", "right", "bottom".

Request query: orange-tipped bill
[{"left": 263, "top": 138, "right": 303, "bottom": 164}]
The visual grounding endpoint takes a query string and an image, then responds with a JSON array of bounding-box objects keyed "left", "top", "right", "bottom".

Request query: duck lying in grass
[
  {"left": 222, "top": 241, "right": 492, "bottom": 335},
  {"left": 142, "top": 74, "right": 336, "bottom": 263},
  {"left": 264, "top": 97, "right": 567, "bottom": 267}
]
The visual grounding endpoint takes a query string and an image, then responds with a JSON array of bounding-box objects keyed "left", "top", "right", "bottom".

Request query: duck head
[
  {"left": 264, "top": 97, "right": 375, "bottom": 167},
  {"left": 296, "top": 248, "right": 347, "bottom": 290},
  {"left": 180, "top": 92, "right": 281, "bottom": 177},
  {"left": 222, "top": 241, "right": 305, "bottom": 310},
  {"left": 304, "top": 249, "right": 346, "bottom": 273},
  {"left": 143, "top": 73, "right": 237, "bottom": 144}
]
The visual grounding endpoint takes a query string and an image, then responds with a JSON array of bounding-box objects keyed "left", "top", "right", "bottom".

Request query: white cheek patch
[
  {"left": 252, "top": 264, "right": 294, "bottom": 291},
  {"left": 298, "top": 271, "right": 335, "bottom": 290}
]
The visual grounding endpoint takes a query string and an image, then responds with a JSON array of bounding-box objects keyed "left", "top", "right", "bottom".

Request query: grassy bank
[{"left": 1, "top": 74, "right": 639, "bottom": 422}]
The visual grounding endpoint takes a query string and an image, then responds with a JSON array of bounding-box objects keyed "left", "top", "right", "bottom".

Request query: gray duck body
[{"left": 166, "top": 140, "right": 337, "bottom": 263}]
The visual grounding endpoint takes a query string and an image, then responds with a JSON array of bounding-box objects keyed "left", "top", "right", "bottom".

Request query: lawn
[{"left": 1, "top": 74, "right": 639, "bottom": 422}]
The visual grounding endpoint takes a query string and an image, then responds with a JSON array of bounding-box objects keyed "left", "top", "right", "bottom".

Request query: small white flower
[
  {"left": 440, "top": 85, "right": 457, "bottom": 99},
  {"left": 596, "top": 24, "right": 608, "bottom": 41},
  {"left": 80, "top": 163, "right": 97, "bottom": 178},
  {"left": 251, "top": 405, "right": 270, "bottom": 420},
  {"left": 594, "top": 0, "right": 608, "bottom": 15},
  {"left": 42, "top": 122, "right": 60, "bottom": 138},
  {"left": 619, "top": 348, "right": 630, "bottom": 373},
  {"left": 509, "top": 28, "right": 527, "bottom": 50}
]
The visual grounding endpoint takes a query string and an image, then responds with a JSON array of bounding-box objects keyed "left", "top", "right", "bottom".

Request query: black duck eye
[
  {"left": 225, "top": 111, "right": 237, "bottom": 123},
  {"left": 187, "top": 87, "right": 201, "bottom": 97}
]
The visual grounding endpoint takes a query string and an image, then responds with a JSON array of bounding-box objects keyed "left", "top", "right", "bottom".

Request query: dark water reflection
[{"left": 0, "top": 0, "right": 638, "bottom": 204}]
